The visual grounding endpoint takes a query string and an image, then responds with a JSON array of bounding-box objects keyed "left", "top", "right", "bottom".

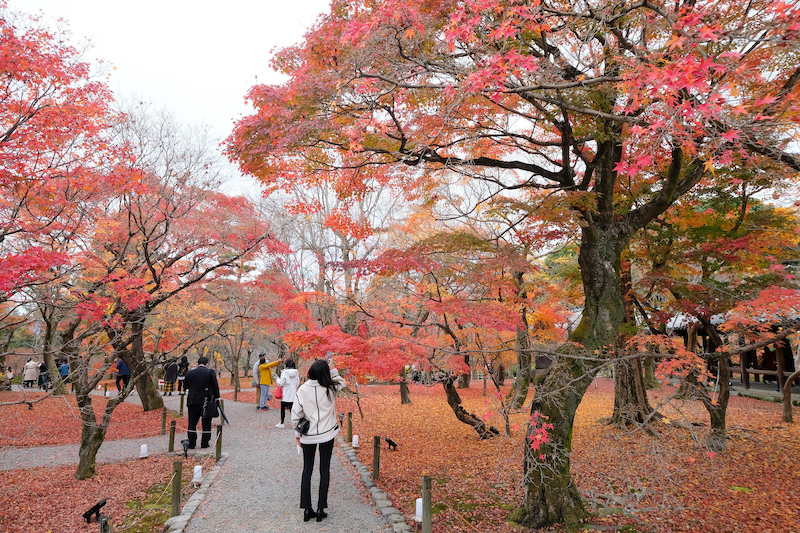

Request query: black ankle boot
[
  {"left": 303, "top": 508, "right": 316, "bottom": 522},
  {"left": 316, "top": 508, "right": 327, "bottom": 522}
]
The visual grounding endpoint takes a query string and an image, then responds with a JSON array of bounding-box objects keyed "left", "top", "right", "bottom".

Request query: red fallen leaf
[{"left": 337, "top": 380, "right": 800, "bottom": 532}]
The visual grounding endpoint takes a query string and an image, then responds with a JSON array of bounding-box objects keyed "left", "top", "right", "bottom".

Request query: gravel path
[
  {"left": 1, "top": 386, "right": 396, "bottom": 532},
  {"left": 182, "top": 396, "right": 391, "bottom": 533}
]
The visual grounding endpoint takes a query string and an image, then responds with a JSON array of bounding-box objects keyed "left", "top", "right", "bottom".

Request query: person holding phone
[{"left": 291, "top": 358, "right": 346, "bottom": 522}]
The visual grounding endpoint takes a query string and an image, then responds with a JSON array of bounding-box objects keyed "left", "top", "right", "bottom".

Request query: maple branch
[{"left": 625, "top": 149, "right": 705, "bottom": 237}]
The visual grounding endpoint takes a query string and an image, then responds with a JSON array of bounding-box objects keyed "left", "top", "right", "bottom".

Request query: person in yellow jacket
[{"left": 258, "top": 353, "right": 280, "bottom": 411}]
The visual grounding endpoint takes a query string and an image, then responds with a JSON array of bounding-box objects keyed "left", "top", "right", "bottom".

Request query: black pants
[
  {"left": 280, "top": 401, "right": 293, "bottom": 423},
  {"left": 116, "top": 374, "right": 130, "bottom": 392},
  {"left": 300, "top": 439, "right": 334, "bottom": 510},
  {"left": 187, "top": 404, "right": 212, "bottom": 448},
  {"left": 177, "top": 378, "right": 186, "bottom": 393}
]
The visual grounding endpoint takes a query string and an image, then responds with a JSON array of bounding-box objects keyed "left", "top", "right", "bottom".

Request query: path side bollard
[
  {"left": 168, "top": 420, "right": 176, "bottom": 452},
  {"left": 422, "top": 475, "right": 432, "bottom": 533},
  {"left": 372, "top": 435, "right": 380, "bottom": 480},
  {"left": 171, "top": 460, "right": 182, "bottom": 517},
  {"left": 215, "top": 425, "right": 222, "bottom": 463},
  {"left": 161, "top": 406, "right": 167, "bottom": 436},
  {"left": 179, "top": 393, "right": 184, "bottom": 416},
  {"left": 347, "top": 412, "right": 353, "bottom": 442}
]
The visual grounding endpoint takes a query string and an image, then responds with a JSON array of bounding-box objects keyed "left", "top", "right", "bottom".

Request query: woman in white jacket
[
  {"left": 291, "top": 359, "right": 346, "bottom": 522},
  {"left": 275, "top": 358, "right": 300, "bottom": 428}
]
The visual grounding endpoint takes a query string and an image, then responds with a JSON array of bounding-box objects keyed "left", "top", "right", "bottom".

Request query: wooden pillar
[
  {"left": 168, "top": 420, "right": 176, "bottom": 452},
  {"left": 741, "top": 351, "right": 750, "bottom": 390},
  {"left": 422, "top": 476, "right": 432, "bottom": 533},
  {"left": 372, "top": 436, "right": 380, "bottom": 480},
  {"left": 171, "top": 460, "right": 182, "bottom": 517}
]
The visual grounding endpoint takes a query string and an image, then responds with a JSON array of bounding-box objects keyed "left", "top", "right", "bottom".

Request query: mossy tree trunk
[{"left": 512, "top": 214, "right": 628, "bottom": 529}]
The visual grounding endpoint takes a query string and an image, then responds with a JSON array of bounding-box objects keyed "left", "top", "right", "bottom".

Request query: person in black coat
[
  {"left": 163, "top": 358, "right": 179, "bottom": 396},
  {"left": 183, "top": 356, "right": 220, "bottom": 449},
  {"left": 176, "top": 355, "right": 189, "bottom": 394}
]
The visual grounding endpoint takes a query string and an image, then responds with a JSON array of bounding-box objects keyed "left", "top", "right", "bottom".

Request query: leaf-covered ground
[
  {"left": 0, "top": 390, "right": 199, "bottom": 532},
  {"left": 2, "top": 381, "right": 798, "bottom": 532},
  {"left": 0, "top": 392, "right": 187, "bottom": 447},
  {"left": 337, "top": 378, "right": 800, "bottom": 532},
  {"left": 0, "top": 456, "right": 202, "bottom": 532}
]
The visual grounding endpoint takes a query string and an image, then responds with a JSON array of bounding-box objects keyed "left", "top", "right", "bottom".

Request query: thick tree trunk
[
  {"left": 399, "top": 379, "right": 411, "bottom": 404},
  {"left": 130, "top": 324, "right": 163, "bottom": 412},
  {"left": 443, "top": 377, "right": 498, "bottom": 438},
  {"left": 134, "top": 364, "right": 163, "bottom": 411},
  {"left": 74, "top": 392, "right": 111, "bottom": 479},
  {"left": 611, "top": 356, "right": 655, "bottom": 425},
  {"left": 510, "top": 356, "right": 596, "bottom": 530},
  {"left": 512, "top": 220, "right": 627, "bottom": 529}
]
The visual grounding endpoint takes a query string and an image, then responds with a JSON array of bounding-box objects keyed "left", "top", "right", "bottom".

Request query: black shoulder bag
[{"left": 201, "top": 387, "right": 219, "bottom": 418}]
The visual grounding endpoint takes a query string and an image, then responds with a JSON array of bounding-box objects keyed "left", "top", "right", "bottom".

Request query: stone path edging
[
  {"left": 163, "top": 452, "right": 228, "bottom": 533},
  {"left": 338, "top": 437, "right": 412, "bottom": 533}
]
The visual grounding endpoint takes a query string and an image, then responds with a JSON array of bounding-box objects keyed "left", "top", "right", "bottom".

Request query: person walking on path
[
  {"left": 183, "top": 356, "right": 220, "bottom": 449},
  {"left": 163, "top": 358, "right": 178, "bottom": 396},
  {"left": 177, "top": 355, "right": 189, "bottom": 394},
  {"left": 23, "top": 358, "right": 38, "bottom": 388},
  {"left": 275, "top": 358, "right": 300, "bottom": 428},
  {"left": 257, "top": 354, "right": 279, "bottom": 411},
  {"left": 38, "top": 361, "right": 49, "bottom": 390},
  {"left": 292, "top": 359, "right": 346, "bottom": 522},
  {"left": 115, "top": 358, "right": 131, "bottom": 392}
]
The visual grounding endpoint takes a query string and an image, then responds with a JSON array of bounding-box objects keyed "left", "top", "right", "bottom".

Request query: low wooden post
[
  {"left": 347, "top": 412, "right": 353, "bottom": 442},
  {"left": 161, "top": 406, "right": 167, "bottom": 436},
  {"left": 179, "top": 393, "right": 184, "bottom": 416},
  {"left": 168, "top": 420, "right": 176, "bottom": 452},
  {"left": 103, "top": 383, "right": 107, "bottom": 396},
  {"left": 171, "top": 460, "right": 182, "bottom": 517},
  {"left": 215, "top": 425, "right": 222, "bottom": 463},
  {"left": 372, "top": 435, "right": 381, "bottom": 480},
  {"left": 422, "top": 475, "right": 432, "bottom": 533}
]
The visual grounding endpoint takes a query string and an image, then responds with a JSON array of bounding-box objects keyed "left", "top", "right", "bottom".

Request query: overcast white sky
[{"left": 8, "top": 0, "right": 332, "bottom": 194}]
